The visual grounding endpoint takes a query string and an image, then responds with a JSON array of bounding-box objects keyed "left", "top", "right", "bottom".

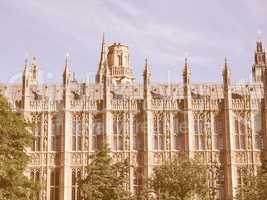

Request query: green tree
[
  {"left": 0, "top": 95, "right": 40, "bottom": 200},
  {"left": 150, "top": 156, "right": 210, "bottom": 200},
  {"left": 79, "top": 144, "right": 130, "bottom": 200},
  {"left": 235, "top": 165, "right": 267, "bottom": 200}
]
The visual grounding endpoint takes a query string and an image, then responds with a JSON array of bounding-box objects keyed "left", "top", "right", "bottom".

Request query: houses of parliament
[{"left": 0, "top": 36, "right": 267, "bottom": 200}]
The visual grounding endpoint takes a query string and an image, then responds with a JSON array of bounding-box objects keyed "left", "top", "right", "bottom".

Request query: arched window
[
  {"left": 32, "top": 118, "right": 41, "bottom": 151},
  {"left": 254, "top": 112, "right": 263, "bottom": 149},
  {"left": 214, "top": 114, "right": 223, "bottom": 150},
  {"left": 153, "top": 113, "right": 164, "bottom": 150},
  {"left": 51, "top": 115, "right": 60, "bottom": 151},
  {"left": 133, "top": 114, "right": 143, "bottom": 150},
  {"left": 113, "top": 113, "right": 123, "bottom": 151},
  {"left": 72, "top": 168, "right": 81, "bottom": 200},
  {"left": 72, "top": 114, "right": 82, "bottom": 151},
  {"left": 173, "top": 114, "right": 184, "bottom": 150},
  {"left": 92, "top": 115, "right": 103, "bottom": 150},
  {"left": 234, "top": 114, "right": 246, "bottom": 150},
  {"left": 50, "top": 168, "right": 60, "bottom": 200},
  {"left": 194, "top": 114, "right": 206, "bottom": 150}
]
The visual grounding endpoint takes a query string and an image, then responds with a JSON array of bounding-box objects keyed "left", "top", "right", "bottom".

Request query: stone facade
[{"left": 0, "top": 37, "right": 267, "bottom": 200}]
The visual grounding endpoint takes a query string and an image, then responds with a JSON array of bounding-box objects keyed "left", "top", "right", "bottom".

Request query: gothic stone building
[{"left": 1, "top": 38, "right": 267, "bottom": 200}]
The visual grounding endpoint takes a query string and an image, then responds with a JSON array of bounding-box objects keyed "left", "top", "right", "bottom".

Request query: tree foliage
[
  {"left": 79, "top": 144, "right": 130, "bottom": 200},
  {"left": 235, "top": 164, "right": 267, "bottom": 200},
  {"left": 150, "top": 156, "right": 210, "bottom": 200},
  {"left": 0, "top": 95, "right": 40, "bottom": 200}
]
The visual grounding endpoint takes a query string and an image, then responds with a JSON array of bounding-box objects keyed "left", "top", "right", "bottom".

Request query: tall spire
[
  {"left": 100, "top": 32, "right": 106, "bottom": 64},
  {"left": 224, "top": 56, "right": 228, "bottom": 71},
  {"left": 96, "top": 33, "right": 107, "bottom": 83},
  {"left": 223, "top": 56, "right": 230, "bottom": 85},
  {"left": 31, "top": 56, "right": 38, "bottom": 81},
  {"left": 143, "top": 57, "right": 151, "bottom": 75},
  {"left": 64, "top": 52, "right": 70, "bottom": 74},
  {"left": 183, "top": 57, "right": 190, "bottom": 85},
  {"left": 63, "top": 53, "right": 71, "bottom": 86}
]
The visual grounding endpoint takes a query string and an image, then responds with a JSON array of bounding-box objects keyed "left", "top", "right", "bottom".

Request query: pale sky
[{"left": 0, "top": 0, "right": 266, "bottom": 84}]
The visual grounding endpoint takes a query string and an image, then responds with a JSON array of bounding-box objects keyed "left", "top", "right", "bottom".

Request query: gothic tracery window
[
  {"left": 72, "top": 114, "right": 82, "bottom": 151},
  {"left": 50, "top": 168, "right": 60, "bottom": 200},
  {"left": 153, "top": 113, "right": 164, "bottom": 150},
  {"left": 254, "top": 112, "right": 263, "bottom": 150},
  {"left": 234, "top": 114, "right": 246, "bottom": 150},
  {"left": 32, "top": 115, "right": 41, "bottom": 151},
  {"left": 133, "top": 115, "right": 142, "bottom": 150},
  {"left": 214, "top": 114, "right": 224, "bottom": 150},
  {"left": 173, "top": 114, "right": 184, "bottom": 150},
  {"left": 113, "top": 113, "right": 123, "bottom": 151},
  {"left": 51, "top": 115, "right": 60, "bottom": 151},
  {"left": 30, "top": 169, "right": 40, "bottom": 199},
  {"left": 194, "top": 114, "right": 206, "bottom": 150},
  {"left": 72, "top": 168, "right": 81, "bottom": 200},
  {"left": 133, "top": 167, "right": 143, "bottom": 194},
  {"left": 92, "top": 115, "right": 103, "bottom": 150}
]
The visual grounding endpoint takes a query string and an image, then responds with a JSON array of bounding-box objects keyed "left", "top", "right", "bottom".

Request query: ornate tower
[
  {"left": 107, "top": 43, "right": 134, "bottom": 84},
  {"left": 252, "top": 39, "right": 266, "bottom": 82},
  {"left": 22, "top": 56, "right": 38, "bottom": 110}
]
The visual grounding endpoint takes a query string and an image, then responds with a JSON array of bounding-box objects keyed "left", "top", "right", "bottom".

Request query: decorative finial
[
  {"left": 32, "top": 56, "right": 37, "bottom": 66},
  {"left": 185, "top": 57, "right": 188, "bottom": 65},
  {"left": 144, "top": 57, "right": 150, "bottom": 73},
  {"left": 25, "top": 52, "right": 29, "bottom": 67},
  {"left": 257, "top": 29, "right": 262, "bottom": 42},
  {"left": 102, "top": 32, "right": 105, "bottom": 44},
  {"left": 65, "top": 52, "right": 70, "bottom": 66}
]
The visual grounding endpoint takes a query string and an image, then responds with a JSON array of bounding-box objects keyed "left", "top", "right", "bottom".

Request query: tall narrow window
[
  {"left": 32, "top": 121, "right": 41, "bottom": 151},
  {"left": 50, "top": 168, "right": 60, "bottom": 200},
  {"left": 153, "top": 114, "right": 164, "bottom": 150},
  {"left": 113, "top": 113, "right": 123, "bottom": 151},
  {"left": 194, "top": 115, "right": 206, "bottom": 150},
  {"left": 92, "top": 115, "right": 103, "bottom": 150},
  {"left": 173, "top": 115, "right": 184, "bottom": 150},
  {"left": 72, "top": 115, "right": 82, "bottom": 151},
  {"left": 133, "top": 167, "right": 143, "bottom": 194},
  {"left": 72, "top": 169, "right": 81, "bottom": 200},
  {"left": 30, "top": 170, "right": 40, "bottom": 200},
  {"left": 214, "top": 115, "right": 223, "bottom": 150},
  {"left": 51, "top": 116, "right": 60, "bottom": 151},
  {"left": 133, "top": 115, "right": 142, "bottom": 150},
  {"left": 84, "top": 116, "right": 90, "bottom": 151},
  {"left": 234, "top": 115, "right": 246, "bottom": 150},
  {"left": 254, "top": 113, "right": 263, "bottom": 150}
]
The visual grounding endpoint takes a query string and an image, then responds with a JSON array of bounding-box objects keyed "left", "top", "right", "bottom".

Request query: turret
[
  {"left": 107, "top": 43, "right": 134, "bottom": 84},
  {"left": 252, "top": 38, "right": 266, "bottom": 82}
]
